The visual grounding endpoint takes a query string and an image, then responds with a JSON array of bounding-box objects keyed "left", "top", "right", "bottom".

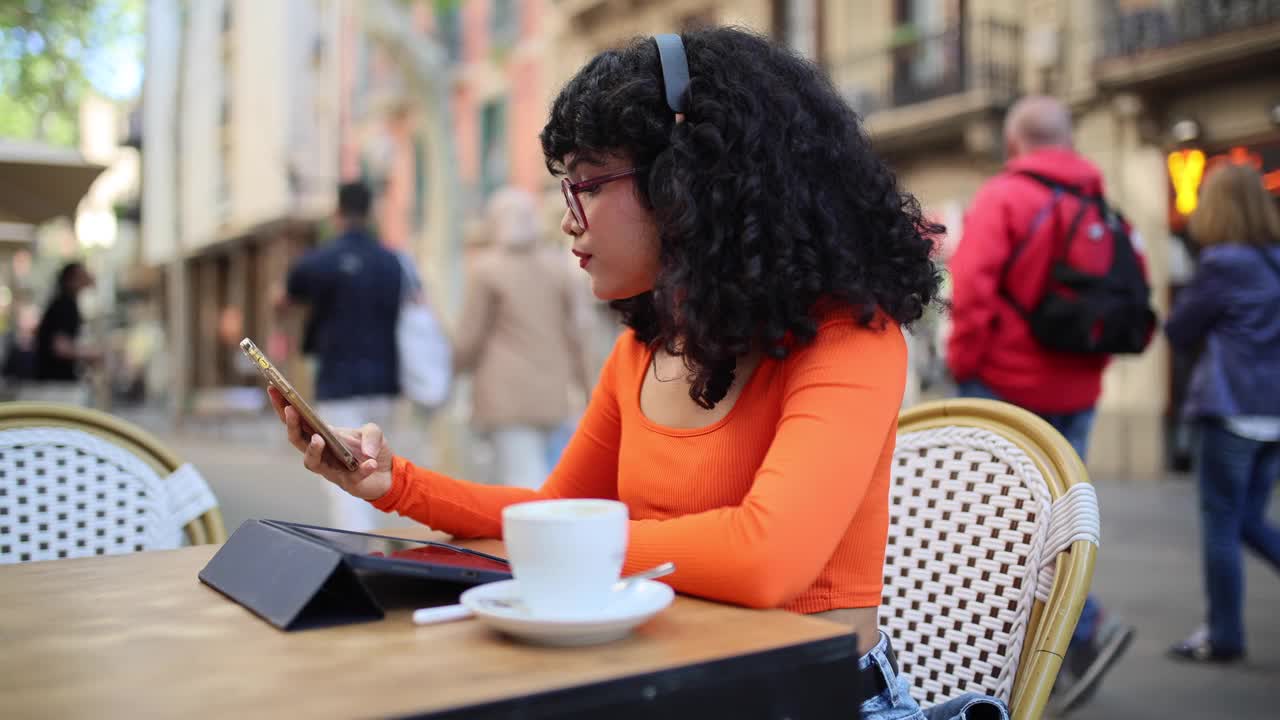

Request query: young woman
[
  {"left": 272, "top": 28, "right": 1002, "bottom": 719},
  {"left": 1166, "top": 162, "right": 1280, "bottom": 663}
]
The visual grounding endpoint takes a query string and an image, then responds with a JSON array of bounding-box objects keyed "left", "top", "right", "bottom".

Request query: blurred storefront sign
[
  {"left": 1167, "top": 142, "right": 1280, "bottom": 227},
  {"left": 1167, "top": 149, "right": 1206, "bottom": 216}
]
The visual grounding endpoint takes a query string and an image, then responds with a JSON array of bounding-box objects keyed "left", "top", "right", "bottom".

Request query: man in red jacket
[{"left": 947, "top": 96, "right": 1135, "bottom": 715}]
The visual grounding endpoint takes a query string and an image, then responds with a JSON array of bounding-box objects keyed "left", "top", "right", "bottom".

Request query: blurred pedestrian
[
  {"left": 1165, "top": 162, "right": 1280, "bottom": 663},
  {"left": 452, "top": 186, "right": 591, "bottom": 489},
  {"left": 1, "top": 303, "right": 39, "bottom": 386},
  {"left": 284, "top": 180, "right": 402, "bottom": 530},
  {"left": 946, "top": 95, "right": 1148, "bottom": 714},
  {"left": 28, "top": 261, "right": 101, "bottom": 404}
]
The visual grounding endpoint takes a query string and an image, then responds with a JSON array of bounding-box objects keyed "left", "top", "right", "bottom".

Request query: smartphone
[{"left": 240, "top": 337, "right": 361, "bottom": 472}]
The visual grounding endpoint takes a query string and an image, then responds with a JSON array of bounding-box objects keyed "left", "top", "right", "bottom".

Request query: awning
[
  {"left": 0, "top": 140, "right": 106, "bottom": 225},
  {"left": 0, "top": 221, "right": 36, "bottom": 251}
]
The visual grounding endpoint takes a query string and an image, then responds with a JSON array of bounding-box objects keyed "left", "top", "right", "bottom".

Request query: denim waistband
[
  {"left": 857, "top": 631, "right": 903, "bottom": 705},
  {"left": 858, "top": 631, "right": 897, "bottom": 671}
]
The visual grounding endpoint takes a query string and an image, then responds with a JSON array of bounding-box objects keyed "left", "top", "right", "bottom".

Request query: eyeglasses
[{"left": 561, "top": 168, "right": 640, "bottom": 230}]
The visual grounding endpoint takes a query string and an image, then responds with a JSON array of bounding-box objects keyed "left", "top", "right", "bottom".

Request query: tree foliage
[{"left": 0, "top": 0, "right": 142, "bottom": 145}]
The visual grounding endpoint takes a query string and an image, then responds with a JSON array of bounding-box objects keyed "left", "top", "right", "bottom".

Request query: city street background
[{"left": 4, "top": 0, "right": 1280, "bottom": 717}]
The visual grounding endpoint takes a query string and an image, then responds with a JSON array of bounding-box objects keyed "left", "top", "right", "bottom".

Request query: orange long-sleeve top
[{"left": 373, "top": 313, "right": 906, "bottom": 613}]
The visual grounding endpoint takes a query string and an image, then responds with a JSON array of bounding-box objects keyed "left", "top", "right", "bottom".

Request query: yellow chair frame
[
  {"left": 0, "top": 402, "right": 227, "bottom": 546},
  {"left": 897, "top": 398, "right": 1096, "bottom": 720}
]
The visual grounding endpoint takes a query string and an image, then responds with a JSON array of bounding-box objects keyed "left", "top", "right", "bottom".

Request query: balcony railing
[
  {"left": 1100, "top": 0, "right": 1280, "bottom": 59},
  {"left": 828, "top": 19, "right": 1021, "bottom": 119}
]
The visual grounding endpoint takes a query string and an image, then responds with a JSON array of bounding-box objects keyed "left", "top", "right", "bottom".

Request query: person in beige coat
[{"left": 453, "top": 187, "right": 592, "bottom": 488}]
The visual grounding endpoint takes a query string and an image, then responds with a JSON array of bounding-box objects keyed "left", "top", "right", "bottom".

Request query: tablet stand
[{"left": 199, "top": 519, "right": 383, "bottom": 631}]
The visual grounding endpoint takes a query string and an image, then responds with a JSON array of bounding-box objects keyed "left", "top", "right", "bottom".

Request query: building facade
[
  {"left": 141, "top": 0, "right": 561, "bottom": 414},
  {"left": 341, "top": 0, "right": 557, "bottom": 308},
  {"left": 825, "top": 0, "right": 1280, "bottom": 478},
  {"left": 1093, "top": 0, "right": 1280, "bottom": 474},
  {"left": 139, "top": 0, "right": 1279, "bottom": 469},
  {"left": 142, "top": 0, "right": 344, "bottom": 414},
  {"left": 552, "top": 0, "right": 1280, "bottom": 478}
]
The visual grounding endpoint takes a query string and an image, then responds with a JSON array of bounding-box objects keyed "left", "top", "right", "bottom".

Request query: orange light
[
  {"left": 1265, "top": 169, "right": 1280, "bottom": 193},
  {"left": 1168, "top": 149, "right": 1206, "bottom": 216},
  {"left": 1227, "top": 146, "right": 1263, "bottom": 170}
]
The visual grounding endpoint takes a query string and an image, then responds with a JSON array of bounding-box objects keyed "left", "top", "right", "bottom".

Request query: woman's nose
[{"left": 560, "top": 206, "right": 583, "bottom": 237}]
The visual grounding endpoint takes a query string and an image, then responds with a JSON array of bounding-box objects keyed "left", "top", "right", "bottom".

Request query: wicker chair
[
  {"left": 885, "top": 399, "right": 1099, "bottom": 720},
  {"left": 0, "top": 402, "right": 226, "bottom": 564}
]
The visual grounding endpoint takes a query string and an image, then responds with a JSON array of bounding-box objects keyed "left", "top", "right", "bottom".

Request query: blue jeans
[
  {"left": 1196, "top": 420, "right": 1280, "bottom": 654},
  {"left": 860, "top": 632, "right": 1010, "bottom": 720},
  {"left": 954, "top": 380, "right": 1101, "bottom": 645},
  {"left": 953, "top": 381, "right": 1094, "bottom": 459}
]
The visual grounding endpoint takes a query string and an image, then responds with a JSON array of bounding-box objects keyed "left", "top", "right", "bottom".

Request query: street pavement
[
  {"left": 1065, "top": 476, "right": 1280, "bottom": 719},
  {"left": 141, "top": 417, "right": 1279, "bottom": 719}
]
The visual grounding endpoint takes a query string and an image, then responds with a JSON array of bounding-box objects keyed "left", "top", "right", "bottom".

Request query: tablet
[{"left": 268, "top": 521, "right": 512, "bottom": 585}]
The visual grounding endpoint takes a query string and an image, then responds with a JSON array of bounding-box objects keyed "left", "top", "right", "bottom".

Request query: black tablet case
[{"left": 199, "top": 519, "right": 390, "bottom": 631}]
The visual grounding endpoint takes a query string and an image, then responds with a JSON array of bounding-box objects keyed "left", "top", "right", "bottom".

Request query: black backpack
[{"left": 1000, "top": 171, "right": 1156, "bottom": 355}]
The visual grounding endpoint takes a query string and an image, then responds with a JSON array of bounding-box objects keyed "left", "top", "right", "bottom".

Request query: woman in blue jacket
[{"left": 1166, "top": 162, "right": 1280, "bottom": 663}]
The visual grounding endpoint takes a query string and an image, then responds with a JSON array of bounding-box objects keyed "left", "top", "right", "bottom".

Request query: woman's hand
[{"left": 267, "top": 386, "right": 394, "bottom": 501}]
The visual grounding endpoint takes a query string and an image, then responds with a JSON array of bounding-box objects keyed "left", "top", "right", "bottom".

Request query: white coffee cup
[{"left": 501, "top": 499, "right": 629, "bottom": 618}]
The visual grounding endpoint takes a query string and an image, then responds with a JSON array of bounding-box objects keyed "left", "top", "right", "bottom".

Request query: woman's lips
[{"left": 572, "top": 250, "right": 592, "bottom": 269}]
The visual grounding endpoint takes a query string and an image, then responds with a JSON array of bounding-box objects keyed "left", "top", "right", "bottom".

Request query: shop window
[
  {"left": 414, "top": 137, "right": 428, "bottom": 230},
  {"left": 480, "top": 99, "right": 508, "bottom": 199},
  {"left": 436, "top": 3, "right": 463, "bottom": 62},
  {"left": 491, "top": 0, "right": 519, "bottom": 48}
]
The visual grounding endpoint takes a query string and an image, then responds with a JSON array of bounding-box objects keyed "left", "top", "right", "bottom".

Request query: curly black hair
[{"left": 541, "top": 27, "right": 942, "bottom": 409}]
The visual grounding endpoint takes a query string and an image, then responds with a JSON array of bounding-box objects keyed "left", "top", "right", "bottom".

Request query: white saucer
[{"left": 459, "top": 579, "right": 675, "bottom": 647}]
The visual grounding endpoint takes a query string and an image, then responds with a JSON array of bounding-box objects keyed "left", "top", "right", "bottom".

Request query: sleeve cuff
[{"left": 370, "top": 455, "right": 413, "bottom": 512}]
